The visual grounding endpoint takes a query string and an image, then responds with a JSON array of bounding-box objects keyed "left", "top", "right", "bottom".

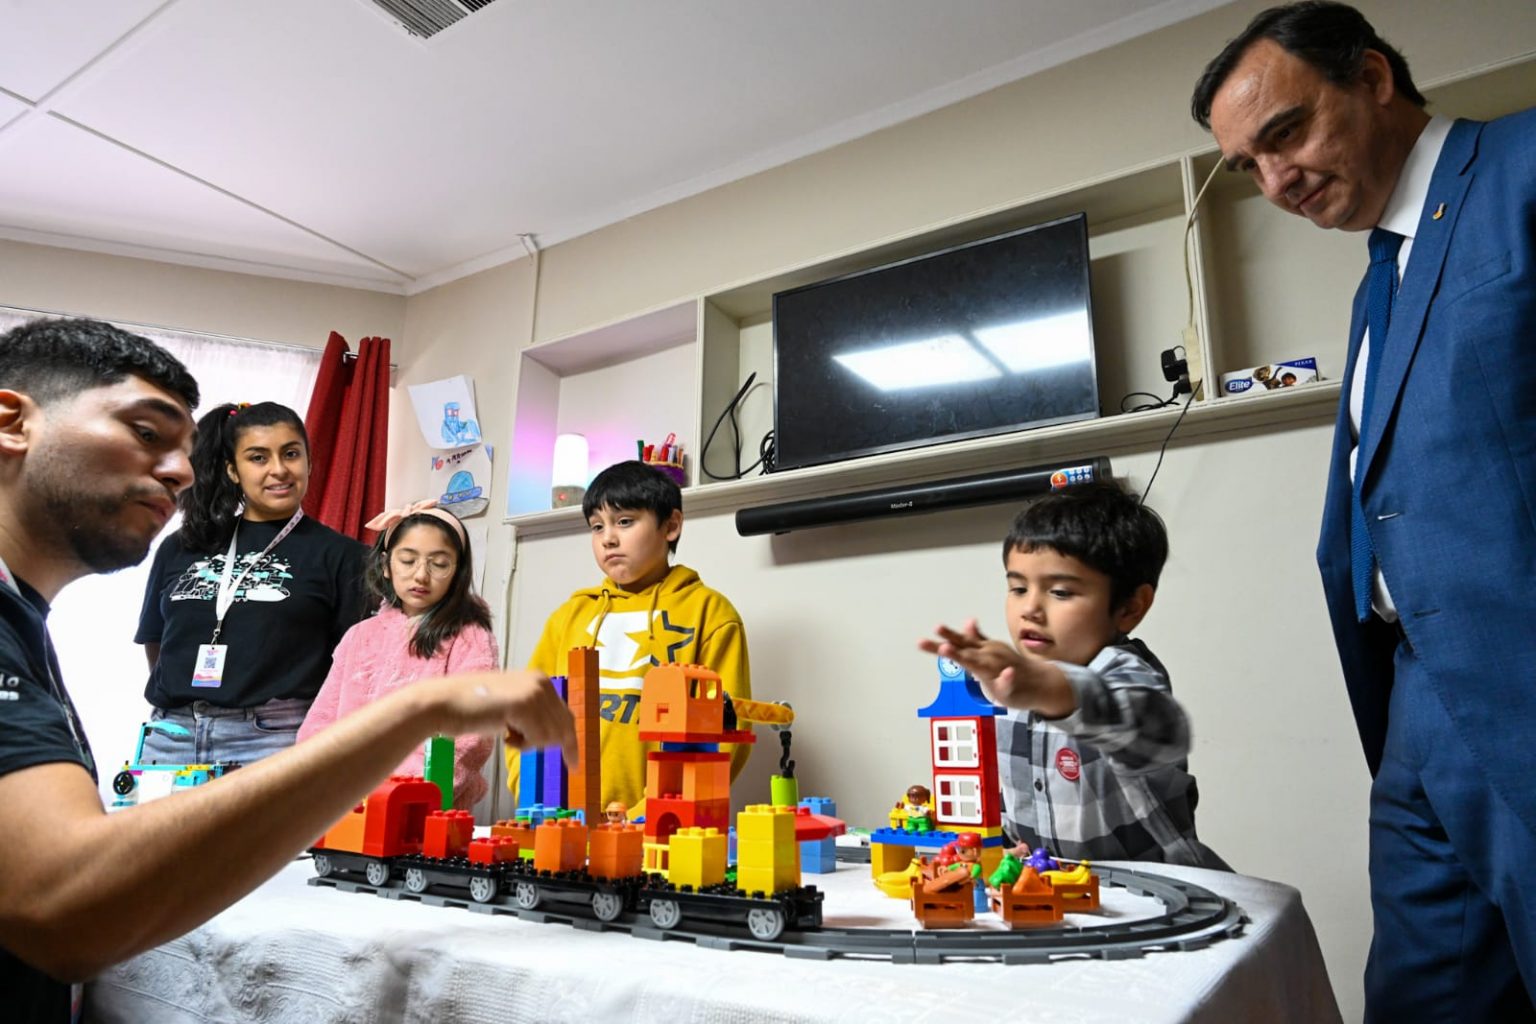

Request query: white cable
[
  {"left": 518, "top": 233, "right": 542, "bottom": 347},
  {"left": 1182, "top": 159, "right": 1224, "bottom": 350}
]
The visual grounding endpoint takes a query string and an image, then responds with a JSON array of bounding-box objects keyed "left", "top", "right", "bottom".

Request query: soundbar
[{"left": 734, "top": 457, "right": 1113, "bottom": 536}]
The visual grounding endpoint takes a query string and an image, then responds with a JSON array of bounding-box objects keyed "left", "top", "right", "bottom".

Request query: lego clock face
[{"left": 938, "top": 657, "right": 965, "bottom": 681}]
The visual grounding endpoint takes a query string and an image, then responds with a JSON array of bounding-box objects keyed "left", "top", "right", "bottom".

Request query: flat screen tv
[{"left": 771, "top": 212, "right": 1099, "bottom": 472}]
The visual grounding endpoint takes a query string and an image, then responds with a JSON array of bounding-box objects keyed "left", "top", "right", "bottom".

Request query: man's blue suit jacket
[{"left": 1317, "top": 108, "right": 1536, "bottom": 835}]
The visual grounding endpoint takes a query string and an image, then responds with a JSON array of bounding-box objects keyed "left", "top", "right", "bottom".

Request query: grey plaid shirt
[{"left": 996, "top": 637, "right": 1228, "bottom": 869}]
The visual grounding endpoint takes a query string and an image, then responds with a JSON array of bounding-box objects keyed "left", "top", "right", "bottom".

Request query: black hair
[
  {"left": 1002, "top": 481, "right": 1169, "bottom": 609},
  {"left": 581, "top": 460, "right": 683, "bottom": 553},
  {"left": 0, "top": 316, "right": 199, "bottom": 411},
  {"left": 1190, "top": 1, "right": 1426, "bottom": 130},
  {"left": 368, "top": 511, "right": 491, "bottom": 659},
  {"left": 178, "top": 401, "right": 309, "bottom": 553}
]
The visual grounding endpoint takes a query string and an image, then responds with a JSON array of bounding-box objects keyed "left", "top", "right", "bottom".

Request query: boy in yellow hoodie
[{"left": 506, "top": 460, "right": 752, "bottom": 816}]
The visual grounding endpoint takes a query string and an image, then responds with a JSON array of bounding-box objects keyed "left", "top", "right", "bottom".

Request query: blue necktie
[{"left": 1351, "top": 227, "right": 1404, "bottom": 621}]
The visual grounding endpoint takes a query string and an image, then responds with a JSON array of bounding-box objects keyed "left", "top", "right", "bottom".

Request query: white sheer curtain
[{"left": 0, "top": 307, "right": 322, "bottom": 800}]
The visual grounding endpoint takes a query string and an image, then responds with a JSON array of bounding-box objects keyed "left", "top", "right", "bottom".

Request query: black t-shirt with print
[
  {"left": 137, "top": 516, "right": 368, "bottom": 708},
  {"left": 0, "top": 575, "right": 95, "bottom": 1023}
]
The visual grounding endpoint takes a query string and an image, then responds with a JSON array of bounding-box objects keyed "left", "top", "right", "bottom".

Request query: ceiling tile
[
  {"left": 0, "top": 0, "right": 168, "bottom": 99},
  {"left": 0, "top": 116, "right": 406, "bottom": 286},
  {"left": 3, "top": 0, "right": 1239, "bottom": 285}
]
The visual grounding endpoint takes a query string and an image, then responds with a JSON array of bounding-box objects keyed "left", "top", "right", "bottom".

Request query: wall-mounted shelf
[
  {"left": 500, "top": 56, "right": 1535, "bottom": 529},
  {"left": 506, "top": 379, "right": 1341, "bottom": 537}
]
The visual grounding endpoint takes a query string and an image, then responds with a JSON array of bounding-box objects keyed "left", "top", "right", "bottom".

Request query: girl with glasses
[{"left": 297, "top": 500, "right": 497, "bottom": 808}]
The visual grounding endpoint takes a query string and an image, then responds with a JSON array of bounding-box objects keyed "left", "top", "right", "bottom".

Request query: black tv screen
[{"left": 772, "top": 213, "right": 1099, "bottom": 472}]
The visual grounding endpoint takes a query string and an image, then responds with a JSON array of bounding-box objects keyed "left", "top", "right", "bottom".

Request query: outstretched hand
[
  {"left": 424, "top": 670, "right": 578, "bottom": 765},
  {"left": 918, "top": 619, "right": 1076, "bottom": 716}
]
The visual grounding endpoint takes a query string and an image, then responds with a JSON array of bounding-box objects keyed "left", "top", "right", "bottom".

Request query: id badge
[{"left": 192, "top": 643, "right": 228, "bottom": 688}]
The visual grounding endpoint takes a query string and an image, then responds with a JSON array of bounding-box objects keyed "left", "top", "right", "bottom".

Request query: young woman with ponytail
[{"left": 134, "top": 402, "right": 368, "bottom": 766}]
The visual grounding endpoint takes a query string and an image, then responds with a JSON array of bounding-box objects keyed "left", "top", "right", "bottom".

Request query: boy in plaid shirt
[{"left": 920, "top": 482, "right": 1227, "bottom": 869}]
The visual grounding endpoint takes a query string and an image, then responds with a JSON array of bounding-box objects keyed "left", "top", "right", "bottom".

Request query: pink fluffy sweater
[{"left": 298, "top": 605, "right": 498, "bottom": 808}]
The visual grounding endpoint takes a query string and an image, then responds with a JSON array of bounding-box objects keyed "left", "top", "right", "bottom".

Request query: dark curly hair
[{"left": 0, "top": 316, "right": 198, "bottom": 410}]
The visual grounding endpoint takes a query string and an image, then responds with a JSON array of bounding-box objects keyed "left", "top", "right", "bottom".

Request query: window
[
  {"left": 931, "top": 718, "right": 978, "bottom": 767},
  {"left": 934, "top": 774, "right": 983, "bottom": 824}
]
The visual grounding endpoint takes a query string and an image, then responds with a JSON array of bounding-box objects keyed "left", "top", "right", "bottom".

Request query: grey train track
[{"left": 308, "top": 863, "right": 1246, "bottom": 964}]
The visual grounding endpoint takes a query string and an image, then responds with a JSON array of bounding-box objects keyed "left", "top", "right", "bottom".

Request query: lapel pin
[{"left": 1432, "top": 203, "right": 1446, "bottom": 220}]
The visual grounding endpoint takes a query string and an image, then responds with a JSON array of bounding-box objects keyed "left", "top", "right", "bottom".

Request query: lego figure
[
  {"left": 895, "top": 784, "right": 933, "bottom": 833},
  {"left": 946, "top": 832, "right": 988, "bottom": 912},
  {"left": 604, "top": 800, "right": 628, "bottom": 825},
  {"left": 943, "top": 832, "right": 984, "bottom": 881}
]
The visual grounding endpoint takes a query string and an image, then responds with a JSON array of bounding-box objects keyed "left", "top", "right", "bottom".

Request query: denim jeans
[{"left": 141, "top": 697, "right": 311, "bottom": 768}]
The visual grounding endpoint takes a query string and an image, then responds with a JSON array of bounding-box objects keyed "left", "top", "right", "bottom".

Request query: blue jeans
[
  {"left": 142, "top": 698, "right": 311, "bottom": 768},
  {"left": 1365, "top": 641, "right": 1536, "bottom": 1022}
]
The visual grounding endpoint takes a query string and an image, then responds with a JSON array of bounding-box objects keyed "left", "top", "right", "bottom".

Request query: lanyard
[
  {"left": 213, "top": 508, "right": 304, "bottom": 642},
  {"left": 0, "top": 549, "right": 90, "bottom": 766}
]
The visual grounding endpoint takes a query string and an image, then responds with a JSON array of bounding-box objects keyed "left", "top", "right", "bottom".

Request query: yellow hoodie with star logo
[{"left": 505, "top": 563, "right": 752, "bottom": 816}]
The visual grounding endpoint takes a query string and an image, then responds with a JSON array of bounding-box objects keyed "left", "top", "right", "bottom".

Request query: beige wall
[
  {"left": 386, "top": 3, "right": 1536, "bottom": 1019},
  {"left": 0, "top": 237, "right": 405, "bottom": 348}
]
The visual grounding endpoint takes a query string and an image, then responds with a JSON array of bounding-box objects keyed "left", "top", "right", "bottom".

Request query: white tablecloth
[{"left": 88, "top": 858, "right": 1340, "bottom": 1023}]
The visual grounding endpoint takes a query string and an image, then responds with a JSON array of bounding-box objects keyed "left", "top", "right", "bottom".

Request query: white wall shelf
[
  {"left": 501, "top": 56, "right": 1536, "bottom": 530},
  {"left": 506, "top": 379, "right": 1341, "bottom": 537}
]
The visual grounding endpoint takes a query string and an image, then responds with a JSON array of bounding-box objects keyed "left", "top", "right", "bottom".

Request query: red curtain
[{"left": 303, "top": 330, "right": 391, "bottom": 541}]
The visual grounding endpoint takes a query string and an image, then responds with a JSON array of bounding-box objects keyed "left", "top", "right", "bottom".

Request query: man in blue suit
[{"left": 1192, "top": 3, "right": 1536, "bottom": 1019}]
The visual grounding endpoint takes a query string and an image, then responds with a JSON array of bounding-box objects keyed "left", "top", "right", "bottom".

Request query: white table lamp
[{"left": 551, "top": 433, "right": 588, "bottom": 508}]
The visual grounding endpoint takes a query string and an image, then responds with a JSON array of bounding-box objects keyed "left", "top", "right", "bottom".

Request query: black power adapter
[{"left": 1161, "top": 347, "right": 1192, "bottom": 396}]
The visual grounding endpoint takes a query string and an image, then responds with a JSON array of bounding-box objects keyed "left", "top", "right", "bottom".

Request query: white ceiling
[{"left": 0, "top": 0, "right": 1230, "bottom": 295}]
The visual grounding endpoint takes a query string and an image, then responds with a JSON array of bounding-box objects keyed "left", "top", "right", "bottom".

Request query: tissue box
[{"left": 1220, "top": 357, "right": 1320, "bottom": 396}]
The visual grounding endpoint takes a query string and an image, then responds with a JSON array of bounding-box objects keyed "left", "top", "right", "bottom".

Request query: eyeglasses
[{"left": 391, "top": 554, "right": 456, "bottom": 579}]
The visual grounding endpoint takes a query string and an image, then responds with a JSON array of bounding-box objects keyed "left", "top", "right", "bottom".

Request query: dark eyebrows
[
  {"left": 1223, "top": 104, "right": 1306, "bottom": 171},
  {"left": 1006, "top": 571, "right": 1084, "bottom": 584},
  {"left": 125, "top": 396, "right": 192, "bottom": 427}
]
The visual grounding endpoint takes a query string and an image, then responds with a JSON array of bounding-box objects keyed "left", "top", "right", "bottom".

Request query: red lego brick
[
  {"left": 468, "top": 836, "right": 522, "bottom": 865},
  {"left": 422, "top": 809, "right": 474, "bottom": 860}
]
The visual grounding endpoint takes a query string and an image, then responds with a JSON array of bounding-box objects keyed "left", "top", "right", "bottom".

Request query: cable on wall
[{"left": 518, "top": 233, "right": 541, "bottom": 348}]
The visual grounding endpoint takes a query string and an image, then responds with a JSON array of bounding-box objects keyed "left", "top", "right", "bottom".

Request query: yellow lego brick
[
  {"left": 736, "top": 803, "right": 797, "bottom": 841},
  {"left": 735, "top": 806, "right": 799, "bottom": 895},
  {"left": 668, "top": 826, "right": 727, "bottom": 889}
]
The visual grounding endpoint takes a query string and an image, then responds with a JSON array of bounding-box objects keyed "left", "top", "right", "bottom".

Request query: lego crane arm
[{"left": 729, "top": 698, "right": 794, "bottom": 727}]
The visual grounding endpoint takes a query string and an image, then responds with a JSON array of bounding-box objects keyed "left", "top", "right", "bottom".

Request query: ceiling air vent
[{"left": 363, "top": 0, "right": 502, "bottom": 40}]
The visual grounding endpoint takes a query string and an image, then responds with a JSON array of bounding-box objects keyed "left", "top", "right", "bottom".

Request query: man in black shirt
[{"left": 0, "top": 318, "right": 575, "bottom": 1022}]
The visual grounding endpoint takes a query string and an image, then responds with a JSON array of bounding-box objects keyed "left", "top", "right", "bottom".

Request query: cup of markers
[{"left": 640, "top": 433, "right": 686, "bottom": 486}]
